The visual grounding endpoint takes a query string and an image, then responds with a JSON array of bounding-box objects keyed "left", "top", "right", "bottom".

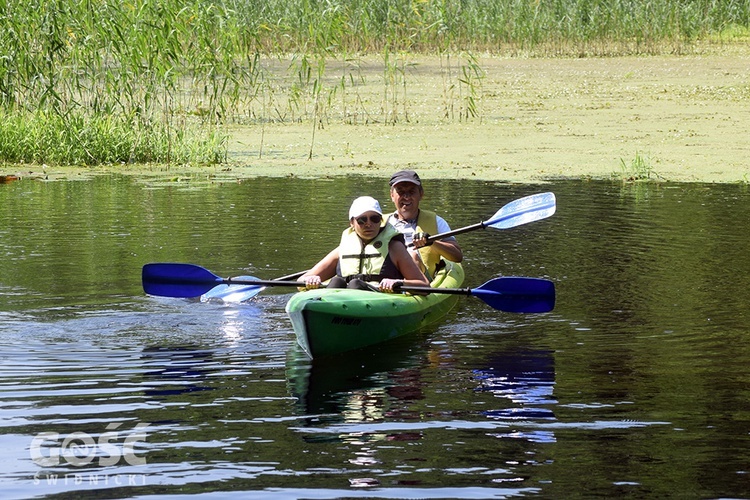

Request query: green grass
[
  {"left": 0, "top": 111, "right": 226, "bottom": 166},
  {"left": 616, "top": 151, "right": 658, "bottom": 182},
  {"left": 1, "top": 0, "right": 748, "bottom": 166}
]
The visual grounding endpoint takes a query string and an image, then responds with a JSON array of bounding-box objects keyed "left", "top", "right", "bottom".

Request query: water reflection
[
  {"left": 2, "top": 176, "right": 750, "bottom": 498},
  {"left": 287, "top": 337, "right": 426, "bottom": 420},
  {"left": 285, "top": 337, "right": 563, "bottom": 488},
  {"left": 140, "top": 346, "right": 216, "bottom": 398},
  {"left": 286, "top": 337, "right": 439, "bottom": 487},
  {"left": 473, "top": 349, "right": 557, "bottom": 443}
]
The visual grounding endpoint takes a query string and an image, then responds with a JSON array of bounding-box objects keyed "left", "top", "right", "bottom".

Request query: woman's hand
[
  {"left": 379, "top": 278, "right": 404, "bottom": 293},
  {"left": 299, "top": 274, "right": 322, "bottom": 290}
]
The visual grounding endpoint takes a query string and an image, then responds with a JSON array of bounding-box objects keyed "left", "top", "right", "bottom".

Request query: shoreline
[{"left": 4, "top": 51, "right": 749, "bottom": 185}]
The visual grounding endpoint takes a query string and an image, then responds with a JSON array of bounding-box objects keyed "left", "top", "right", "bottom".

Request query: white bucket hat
[{"left": 348, "top": 196, "right": 383, "bottom": 219}]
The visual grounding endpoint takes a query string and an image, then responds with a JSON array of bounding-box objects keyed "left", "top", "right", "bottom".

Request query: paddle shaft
[
  {"left": 148, "top": 274, "right": 501, "bottom": 297},
  {"left": 274, "top": 270, "right": 307, "bottom": 281},
  {"left": 423, "top": 221, "right": 485, "bottom": 244},
  {"left": 179, "top": 277, "right": 466, "bottom": 295},
  {"left": 142, "top": 263, "right": 555, "bottom": 312},
  {"left": 191, "top": 276, "right": 538, "bottom": 299},
  {"left": 408, "top": 191, "right": 556, "bottom": 247},
  {"left": 405, "top": 220, "right": 484, "bottom": 249},
  {"left": 396, "top": 283, "right": 476, "bottom": 296}
]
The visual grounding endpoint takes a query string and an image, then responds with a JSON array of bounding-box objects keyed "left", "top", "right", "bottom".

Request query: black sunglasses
[{"left": 355, "top": 214, "right": 382, "bottom": 225}]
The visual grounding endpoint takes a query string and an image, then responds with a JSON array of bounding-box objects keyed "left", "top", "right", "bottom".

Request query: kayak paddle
[
  {"left": 198, "top": 192, "right": 556, "bottom": 300},
  {"left": 200, "top": 269, "right": 308, "bottom": 303},
  {"left": 142, "top": 263, "right": 555, "bottom": 313},
  {"left": 394, "top": 276, "right": 555, "bottom": 313},
  {"left": 413, "top": 191, "right": 556, "bottom": 246}
]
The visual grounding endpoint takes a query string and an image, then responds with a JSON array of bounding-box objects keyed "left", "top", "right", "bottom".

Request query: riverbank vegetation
[{"left": 1, "top": 0, "right": 749, "bottom": 167}]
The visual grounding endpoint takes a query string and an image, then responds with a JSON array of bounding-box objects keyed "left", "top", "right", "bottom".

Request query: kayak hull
[{"left": 285, "top": 262, "right": 464, "bottom": 358}]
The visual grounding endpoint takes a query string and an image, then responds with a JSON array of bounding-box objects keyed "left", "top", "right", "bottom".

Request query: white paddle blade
[
  {"left": 487, "top": 192, "right": 556, "bottom": 230},
  {"left": 200, "top": 276, "right": 264, "bottom": 303}
]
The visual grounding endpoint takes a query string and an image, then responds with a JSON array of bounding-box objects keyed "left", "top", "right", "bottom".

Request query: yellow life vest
[
  {"left": 415, "top": 209, "right": 441, "bottom": 280},
  {"left": 338, "top": 224, "right": 402, "bottom": 283}
]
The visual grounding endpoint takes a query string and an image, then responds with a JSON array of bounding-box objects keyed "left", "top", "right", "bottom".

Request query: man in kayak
[
  {"left": 386, "top": 170, "right": 464, "bottom": 280},
  {"left": 298, "top": 196, "right": 430, "bottom": 292}
]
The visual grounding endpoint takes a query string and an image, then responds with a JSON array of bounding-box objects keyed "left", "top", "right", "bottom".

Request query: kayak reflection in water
[{"left": 298, "top": 196, "right": 430, "bottom": 293}]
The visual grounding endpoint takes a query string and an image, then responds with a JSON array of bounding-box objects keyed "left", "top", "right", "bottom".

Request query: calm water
[{"left": 1, "top": 175, "right": 749, "bottom": 499}]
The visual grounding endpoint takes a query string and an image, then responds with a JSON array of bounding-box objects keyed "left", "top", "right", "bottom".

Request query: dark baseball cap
[{"left": 389, "top": 170, "right": 421, "bottom": 187}]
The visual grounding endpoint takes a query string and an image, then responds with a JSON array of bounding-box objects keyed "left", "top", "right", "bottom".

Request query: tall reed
[{"left": 1, "top": 0, "right": 748, "bottom": 166}]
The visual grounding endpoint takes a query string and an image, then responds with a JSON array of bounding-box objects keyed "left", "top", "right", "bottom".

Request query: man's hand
[{"left": 412, "top": 232, "right": 432, "bottom": 248}]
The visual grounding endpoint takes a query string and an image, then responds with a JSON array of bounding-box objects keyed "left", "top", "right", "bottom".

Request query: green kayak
[{"left": 285, "top": 261, "right": 465, "bottom": 358}]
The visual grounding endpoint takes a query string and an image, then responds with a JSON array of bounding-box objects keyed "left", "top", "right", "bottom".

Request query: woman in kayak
[{"left": 299, "top": 196, "right": 430, "bottom": 293}]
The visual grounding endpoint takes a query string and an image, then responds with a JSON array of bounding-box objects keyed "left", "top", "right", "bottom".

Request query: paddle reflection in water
[
  {"left": 140, "top": 346, "right": 217, "bottom": 398},
  {"left": 473, "top": 349, "right": 557, "bottom": 444}
]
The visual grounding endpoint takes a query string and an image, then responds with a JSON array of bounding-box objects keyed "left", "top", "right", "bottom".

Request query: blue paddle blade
[
  {"left": 142, "top": 263, "right": 223, "bottom": 298},
  {"left": 200, "top": 276, "right": 264, "bottom": 303},
  {"left": 486, "top": 192, "right": 556, "bottom": 230},
  {"left": 471, "top": 277, "right": 556, "bottom": 313}
]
